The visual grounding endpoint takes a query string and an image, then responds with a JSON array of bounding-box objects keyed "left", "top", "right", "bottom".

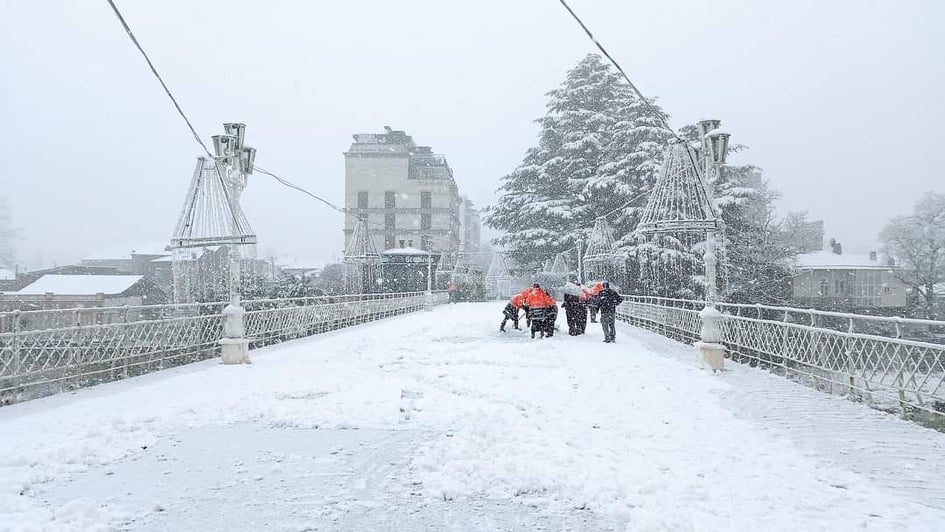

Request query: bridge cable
[
  {"left": 555, "top": 0, "right": 680, "bottom": 141},
  {"left": 104, "top": 0, "right": 351, "bottom": 220}
]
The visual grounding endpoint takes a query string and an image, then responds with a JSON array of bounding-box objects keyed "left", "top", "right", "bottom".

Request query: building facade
[
  {"left": 343, "top": 127, "right": 465, "bottom": 255},
  {"left": 459, "top": 196, "right": 482, "bottom": 255},
  {"left": 791, "top": 250, "right": 910, "bottom": 311}
]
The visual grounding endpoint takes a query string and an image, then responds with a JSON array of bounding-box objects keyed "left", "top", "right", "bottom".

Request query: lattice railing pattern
[
  {"left": 618, "top": 296, "right": 945, "bottom": 420},
  {"left": 0, "top": 292, "right": 445, "bottom": 405}
]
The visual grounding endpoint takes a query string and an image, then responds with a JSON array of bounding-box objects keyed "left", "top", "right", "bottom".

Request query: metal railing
[
  {"left": 0, "top": 291, "right": 446, "bottom": 405},
  {"left": 618, "top": 296, "right": 945, "bottom": 423}
]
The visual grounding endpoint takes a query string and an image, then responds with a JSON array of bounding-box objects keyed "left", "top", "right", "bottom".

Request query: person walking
[
  {"left": 562, "top": 275, "right": 588, "bottom": 336},
  {"left": 447, "top": 281, "right": 457, "bottom": 303},
  {"left": 597, "top": 282, "right": 624, "bottom": 343},
  {"left": 588, "top": 282, "right": 603, "bottom": 323},
  {"left": 500, "top": 292, "right": 525, "bottom": 332}
]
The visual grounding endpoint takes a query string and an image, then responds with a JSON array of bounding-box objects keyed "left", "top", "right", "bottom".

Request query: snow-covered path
[{"left": 2, "top": 303, "right": 945, "bottom": 531}]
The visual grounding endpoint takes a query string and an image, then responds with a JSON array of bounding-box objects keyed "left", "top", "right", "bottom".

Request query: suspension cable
[
  {"left": 105, "top": 0, "right": 213, "bottom": 159},
  {"left": 555, "top": 0, "right": 680, "bottom": 141}
]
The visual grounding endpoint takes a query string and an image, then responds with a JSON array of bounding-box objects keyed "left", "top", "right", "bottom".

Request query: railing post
[
  {"left": 846, "top": 317, "right": 856, "bottom": 396},
  {"left": 12, "top": 310, "right": 21, "bottom": 395}
]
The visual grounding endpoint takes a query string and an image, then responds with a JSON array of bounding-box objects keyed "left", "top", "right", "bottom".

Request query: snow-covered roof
[
  {"left": 796, "top": 251, "right": 892, "bottom": 270},
  {"left": 382, "top": 247, "right": 430, "bottom": 256},
  {"left": 0, "top": 268, "right": 15, "bottom": 281},
  {"left": 10, "top": 274, "right": 144, "bottom": 295},
  {"left": 277, "top": 257, "right": 329, "bottom": 270},
  {"left": 83, "top": 242, "right": 170, "bottom": 261}
]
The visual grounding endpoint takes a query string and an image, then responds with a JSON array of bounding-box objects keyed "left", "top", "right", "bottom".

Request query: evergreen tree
[
  {"left": 486, "top": 54, "right": 669, "bottom": 271},
  {"left": 715, "top": 166, "right": 796, "bottom": 303},
  {"left": 0, "top": 195, "right": 16, "bottom": 270}
]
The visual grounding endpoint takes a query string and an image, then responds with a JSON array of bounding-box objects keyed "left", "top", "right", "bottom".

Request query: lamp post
[
  {"left": 212, "top": 125, "right": 256, "bottom": 365},
  {"left": 695, "top": 119, "right": 731, "bottom": 372}
]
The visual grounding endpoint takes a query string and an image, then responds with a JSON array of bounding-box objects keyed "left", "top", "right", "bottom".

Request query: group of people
[{"left": 500, "top": 276, "right": 624, "bottom": 342}]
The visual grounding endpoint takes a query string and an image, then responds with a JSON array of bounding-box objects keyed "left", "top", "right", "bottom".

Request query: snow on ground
[{"left": 2, "top": 302, "right": 945, "bottom": 531}]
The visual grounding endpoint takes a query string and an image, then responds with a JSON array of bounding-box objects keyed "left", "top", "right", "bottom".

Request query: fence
[
  {"left": 618, "top": 296, "right": 945, "bottom": 424},
  {"left": 0, "top": 291, "right": 445, "bottom": 405}
]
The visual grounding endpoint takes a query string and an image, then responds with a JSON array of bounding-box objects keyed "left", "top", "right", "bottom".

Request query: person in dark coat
[
  {"left": 597, "top": 282, "right": 624, "bottom": 343},
  {"left": 562, "top": 276, "right": 588, "bottom": 336}
]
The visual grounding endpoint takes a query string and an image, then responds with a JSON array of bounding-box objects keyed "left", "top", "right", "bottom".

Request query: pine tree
[{"left": 486, "top": 54, "right": 669, "bottom": 271}]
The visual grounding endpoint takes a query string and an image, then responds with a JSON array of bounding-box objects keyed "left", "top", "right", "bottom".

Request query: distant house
[
  {"left": 791, "top": 250, "right": 910, "bottom": 311},
  {"left": 0, "top": 274, "right": 167, "bottom": 312}
]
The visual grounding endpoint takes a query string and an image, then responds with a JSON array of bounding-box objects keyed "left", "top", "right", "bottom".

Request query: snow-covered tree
[
  {"left": 485, "top": 54, "right": 669, "bottom": 271},
  {"left": 0, "top": 195, "right": 16, "bottom": 270},
  {"left": 880, "top": 192, "right": 945, "bottom": 319},
  {"left": 715, "top": 166, "right": 796, "bottom": 303}
]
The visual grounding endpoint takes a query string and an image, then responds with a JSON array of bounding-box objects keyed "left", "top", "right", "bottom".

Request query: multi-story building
[{"left": 344, "top": 127, "right": 462, "bottom": 255}]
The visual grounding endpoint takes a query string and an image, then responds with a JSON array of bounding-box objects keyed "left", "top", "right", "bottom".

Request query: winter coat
[
  {"left": 597, "top": 288, "right": 624, "bottom": 313},
  {"left": 562, "top": 282, "right": 585, "bottom": 309},
  {"left": 510, "top": 293, "right": 526, "bottom": 308},
  {"left": 525, "top": 288, "right": 555, "bottom": 309}
]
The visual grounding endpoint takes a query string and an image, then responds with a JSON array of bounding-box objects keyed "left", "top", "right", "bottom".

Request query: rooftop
[
  {"left": 796, "top": 251, "right": 894, "bottom": 270},
  {"left": 8, "top": 274, "right": 144, "bottom": 296},
  {"left": 82, "top": 242, "right": 170, "bottom": 262}
]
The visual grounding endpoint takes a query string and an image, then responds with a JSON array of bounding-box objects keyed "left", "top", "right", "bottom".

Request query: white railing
[
  {"left": 0, "top": 291, "right": 447, "bottom": 405},
  {"left": 618, "top": 296, "right": 945, "bottom": 423}
]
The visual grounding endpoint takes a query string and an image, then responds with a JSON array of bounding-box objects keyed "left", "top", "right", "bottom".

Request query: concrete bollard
[
  {"left": 220, "top": 300, "right": 250, "bottom": 364},
  {"left": 695, "top": 305, "right": 725, "bottom": 372}
]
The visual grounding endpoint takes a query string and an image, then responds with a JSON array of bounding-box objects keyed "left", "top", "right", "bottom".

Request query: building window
[
  {"left": 835, "top": 279, "right": 846, "bottom": 297},
  {"left": 818, "top": 279, "right": 829, "bottom": 296},
  {"left": 421, "top": 213, "right": 432, "bottom": 230},
  {"left": 421, "top": 191, "right": 432, "bottom": 209},
  {"left": 421, "top": 236, "right": 431, "bottom": 251},
  {"left": 385, "top": 191, "right": 396, "bottom": 209},
  {"left": 357, "top": 191, "right": 368, "bottom": 209},
  {"left": 384, "top": 235, "right": 395, "bottom": 250},
  {"left": 407, "top": 239, "right": 414, "bottom": 248},
  {"left": 399, "top": 239, "right": 406, "bottom": 248},
  {"left": 385, "top": 213, "right": 395, "bottom": 230}
]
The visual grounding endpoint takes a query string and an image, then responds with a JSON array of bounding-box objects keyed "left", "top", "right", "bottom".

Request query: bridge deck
[{"left": 2, "top": 302, "right": 944, "bottom": 531}]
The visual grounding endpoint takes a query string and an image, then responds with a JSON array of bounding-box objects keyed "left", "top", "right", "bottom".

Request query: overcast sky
[{"left": 1, "top": 0, "right": 942, "bottom": 268}]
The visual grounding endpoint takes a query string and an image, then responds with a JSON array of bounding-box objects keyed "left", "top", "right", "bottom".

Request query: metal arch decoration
[
  {"left": 169, "top": 123, "right": 258, "bottom": 304},
  {"left": 582, "top": 217, "right": 625, "bottom": 283},
  {"left": 485, "top": 250, "right": 514, "bottom": 299},
  {"left": 638, "top": 140, "right": 720, "bottom": 235},
  {"left": 343, "top": 217, "right": 381, "bottom": 293}
]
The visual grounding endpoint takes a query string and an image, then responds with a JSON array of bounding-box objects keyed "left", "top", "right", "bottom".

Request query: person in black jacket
[
  {"left": 597, "top": 282, "right": 624, "bottom": 343},
  {"left": 562, "top": 275, "right": 588, "bottom": 336}
]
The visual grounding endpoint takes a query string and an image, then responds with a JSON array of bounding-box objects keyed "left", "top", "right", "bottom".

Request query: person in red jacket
[
  {"left": 588, "top": 281, "right": 604, "bottom": 323},
  {"left": 526, "top": 284, "right": 557, "bottom": 339},
  {"left": 500, "top": 292, "right": 526, "bottom": 332}
]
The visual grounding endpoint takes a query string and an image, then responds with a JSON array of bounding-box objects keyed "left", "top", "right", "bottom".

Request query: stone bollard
[
  {"left": 695, "top": 305, "right": 725, "bottom": 372},
  {"left": 425, "top": 291, "right": 434, "bottom": 312},
  {"left": 220, "top": 299, "right": 250, "bottom": 364}
]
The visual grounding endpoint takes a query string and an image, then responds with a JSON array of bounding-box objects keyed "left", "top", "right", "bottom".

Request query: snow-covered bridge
[{"left": 3, "top": 303, "right": 945, "bottom": 531}]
